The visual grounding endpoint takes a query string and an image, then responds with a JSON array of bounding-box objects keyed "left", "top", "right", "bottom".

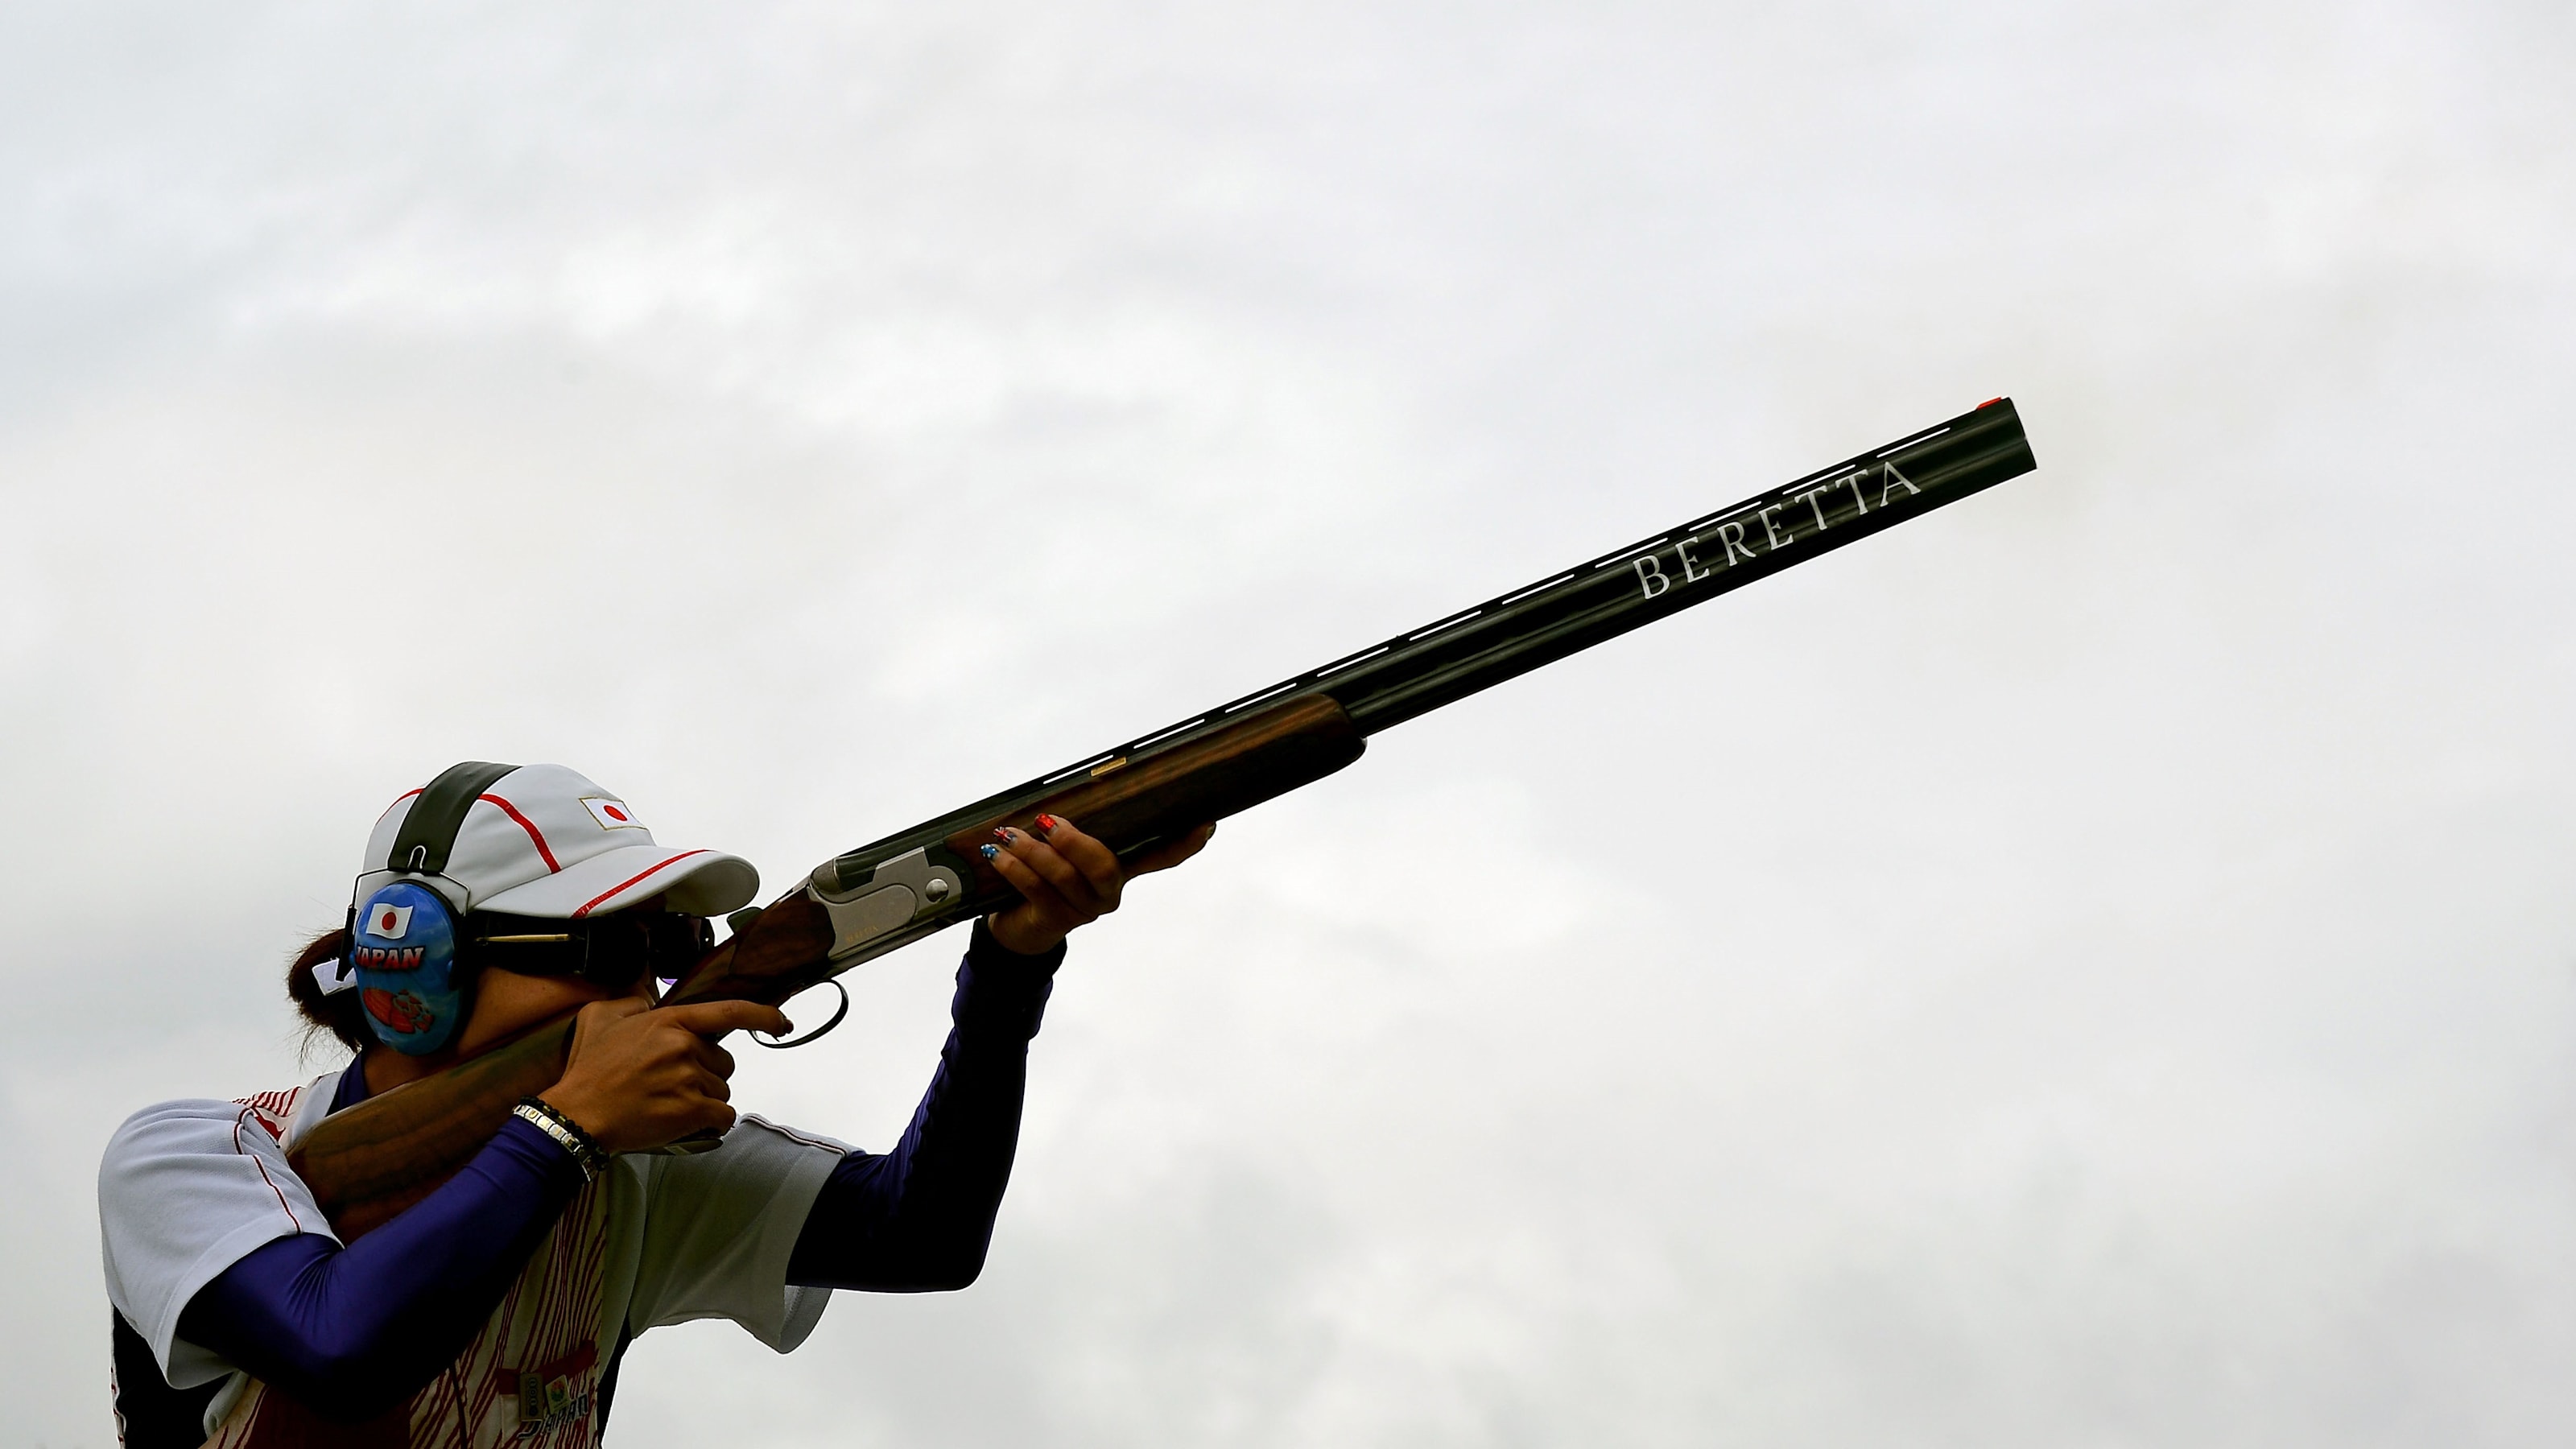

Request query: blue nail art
[{"left": 980, "top": 843, "right": 999, "bottom": 861}]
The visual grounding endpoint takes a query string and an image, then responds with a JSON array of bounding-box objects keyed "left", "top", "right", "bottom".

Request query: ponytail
[{"left": 285, "top": 926, "right": 372, "bottom": 1057}]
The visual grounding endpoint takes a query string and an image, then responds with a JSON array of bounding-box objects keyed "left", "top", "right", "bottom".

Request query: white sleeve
[
  {"left": 623, "top": 1115, "right": 846, "bottom": 1352},
  {"left": 97, "top": 1100, "right": 340, "bottom": 1387}
]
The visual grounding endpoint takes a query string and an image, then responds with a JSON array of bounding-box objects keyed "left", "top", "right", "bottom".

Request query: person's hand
[
  {"left": 539, "top": 997, "right": 789, "bottom": 1154},
  {"left": 982, "top": 814, "right": 1215, "bottom": 956}
]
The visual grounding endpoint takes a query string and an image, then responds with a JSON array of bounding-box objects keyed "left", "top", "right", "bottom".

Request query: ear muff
[
  {"left": 351, "top": 881, "right": 466, "bottom": 1055},
  {"left": 347, "top": 760, "right": 518, "bottom": 1054}
]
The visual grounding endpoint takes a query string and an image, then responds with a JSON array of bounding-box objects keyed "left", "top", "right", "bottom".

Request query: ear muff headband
[{"left": 389, "top": 761, "right": 519, "bottom": 875}]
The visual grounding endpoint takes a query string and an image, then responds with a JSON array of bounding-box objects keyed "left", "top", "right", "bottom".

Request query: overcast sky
[{"left": 6, "top": 2, "right": 2575, "bottom": 1446}]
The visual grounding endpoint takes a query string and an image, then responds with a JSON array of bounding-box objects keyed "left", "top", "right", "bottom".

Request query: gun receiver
[{"left": 291, "top": 398, "right": 2036, "bottom": 1236}]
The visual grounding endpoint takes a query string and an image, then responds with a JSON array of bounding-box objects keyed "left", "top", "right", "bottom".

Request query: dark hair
[{"left": 286, "top": 925, "right": 372, "bottom": 1057}]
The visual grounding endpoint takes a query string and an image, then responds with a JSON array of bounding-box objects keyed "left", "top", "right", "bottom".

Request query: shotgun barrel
[{"left": 761, "top": 396, "right": 2036, "bottom": 985}]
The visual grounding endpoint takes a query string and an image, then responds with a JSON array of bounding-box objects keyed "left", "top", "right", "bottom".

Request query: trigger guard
[{"left": 750, "top": 978, "right": 850, "bottom": 1051}]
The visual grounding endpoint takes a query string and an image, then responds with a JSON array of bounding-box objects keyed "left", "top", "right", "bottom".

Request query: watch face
[{"left": 351, "top": 881, "right": 464, "bottom": 1055}]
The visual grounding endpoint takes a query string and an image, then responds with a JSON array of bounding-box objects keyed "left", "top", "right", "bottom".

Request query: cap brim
[{"left": 474, "top": 844, "right": 759, "bottom": 919}]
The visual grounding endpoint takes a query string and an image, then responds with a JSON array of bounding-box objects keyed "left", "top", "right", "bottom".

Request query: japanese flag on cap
[{"left": 352, "top": 764, "right": 758, "bottom": 919}]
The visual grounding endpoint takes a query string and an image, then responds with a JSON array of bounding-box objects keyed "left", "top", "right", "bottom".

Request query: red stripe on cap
[
  {"left": 370, "top": 786, "right": 428, "bottom": 840},
  {"left": 477, "top": 793, "right": 560, "bottom": 873},
  {"left": 572, "top": 849, "right": 708, "bottom": 919}
]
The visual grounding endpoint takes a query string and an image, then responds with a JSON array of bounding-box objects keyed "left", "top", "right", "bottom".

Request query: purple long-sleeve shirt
[{"left": 110, "top": 923, "right": 1062, "bottom": 1439}]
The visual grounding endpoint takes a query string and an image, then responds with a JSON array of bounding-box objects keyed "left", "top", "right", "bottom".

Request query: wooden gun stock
[{"left": 289, "top": 399, "right": 2035, "bottom": 1238}]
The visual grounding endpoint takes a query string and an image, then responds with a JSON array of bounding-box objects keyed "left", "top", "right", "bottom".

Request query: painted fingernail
[
  {"left": 1034, "top": 814, "right": 1059, "bottom": 836},
  {"left": 991, "top": 827, "right": 1013, "bottom": 844},
  {"left": 980, "top": 843, "right": 1000, "bottom": 861}
]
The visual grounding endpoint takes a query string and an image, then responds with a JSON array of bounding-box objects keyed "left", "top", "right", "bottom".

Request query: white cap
[{"left": 352, "top": 763, "right": 759, "bottom": 919}]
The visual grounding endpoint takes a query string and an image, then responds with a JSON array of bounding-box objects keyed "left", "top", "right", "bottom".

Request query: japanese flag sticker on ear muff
[{"left": 352, "top": 879, "right": 464, "bottom": 1055}]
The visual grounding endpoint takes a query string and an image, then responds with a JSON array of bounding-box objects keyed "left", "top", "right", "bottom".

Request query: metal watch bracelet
[{"left": 513, "top": 1096, "right": 608, "bottom": 1181}]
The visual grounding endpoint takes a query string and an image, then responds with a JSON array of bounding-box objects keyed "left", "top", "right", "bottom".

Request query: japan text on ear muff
[{"left": 347, "top": 761, "right": 518, "bottom": 1056}]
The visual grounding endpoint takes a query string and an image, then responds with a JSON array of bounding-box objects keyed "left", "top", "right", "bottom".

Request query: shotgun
[{"left": 291, "top": 397, "right": 2037, "bottom": 1236}]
